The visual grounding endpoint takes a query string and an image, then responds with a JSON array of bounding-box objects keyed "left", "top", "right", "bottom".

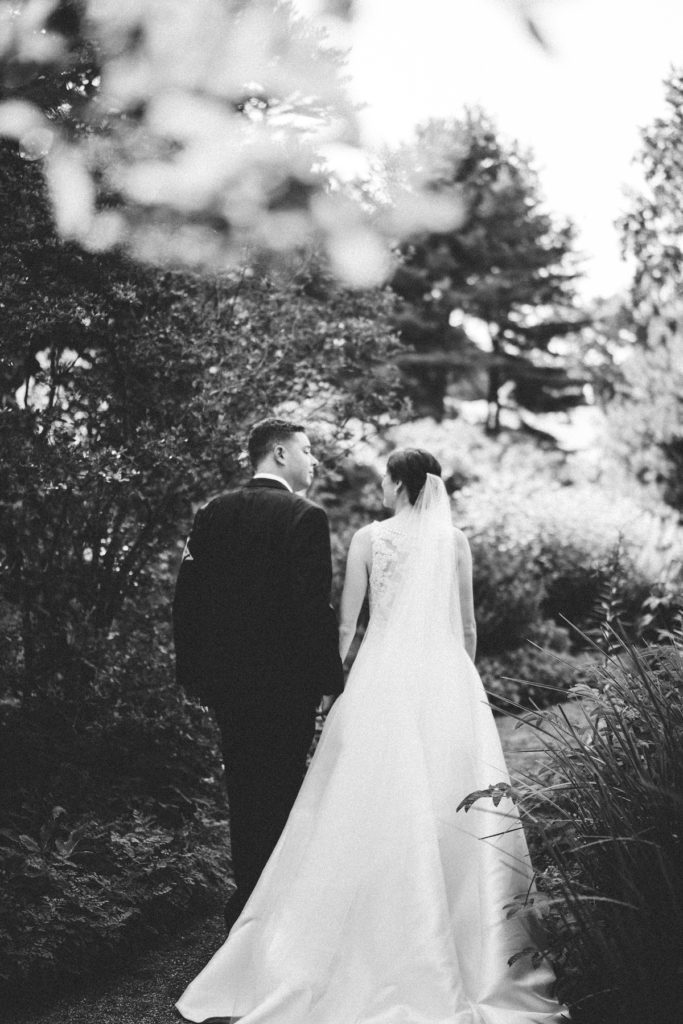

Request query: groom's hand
[{"left": 318, "top": 694, "right": 336, "bottom": 715}]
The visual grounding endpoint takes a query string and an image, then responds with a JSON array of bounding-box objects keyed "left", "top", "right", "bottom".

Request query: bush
[
  {"left": 0, "top": 805, "right": 227, "bottom": 993},
  {"left": 0, "top": 597, "right": 230, "bottom": 997},
  {"left": 460, "top": 481, "right": 660, "bottom": 652},
  {"left": 469, "top": 634, "right": 683, "bottom": 1024},
  {"left": 468, "top": 528, "right": 547, "bottom": 654},
  {"left": 478, "top": 619, "right": 592, "bottom": 709}
]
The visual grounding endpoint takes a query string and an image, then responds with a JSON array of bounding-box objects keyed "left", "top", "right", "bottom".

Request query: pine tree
[{"left": 391, "top": 112, "right": 588, "bottom": 428}]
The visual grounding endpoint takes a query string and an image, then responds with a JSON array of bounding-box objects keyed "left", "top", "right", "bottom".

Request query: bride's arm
[
  {"left": 455, "top": 530, "right": 477, "bottom": 661},
  {"left": 338, "top": 526, "right": 372, "bottom": 664}
]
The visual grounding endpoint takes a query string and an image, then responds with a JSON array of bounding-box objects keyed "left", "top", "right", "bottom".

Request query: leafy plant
[
  {"left": 390, "top": 111, "right": 587, "bottom": 423},
  {"left": 478, "top": 619, "right": 590, "bottom": 710},
  {"left": 0, "top": 803, "right": 229, "bottom": 994},
  {"left": 464, "top": 631, "right": 683, "bottom": 1024},
  {"left": 460, "top": 477, "right": 656, "bottom": 654},
  {"left": 0, "top": 598, "right": 231, "bottom": 998},
  {"left": 615, "top": 68, "right": 683, "bottom": 516}
]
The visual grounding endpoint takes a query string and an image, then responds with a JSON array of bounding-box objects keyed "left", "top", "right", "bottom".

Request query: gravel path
[
  {"left": 8, "top": 910, "right": 226, "bottom": 1024},
  {"left": 9, "top": 706, "right": 583, "bottom": 1024}
]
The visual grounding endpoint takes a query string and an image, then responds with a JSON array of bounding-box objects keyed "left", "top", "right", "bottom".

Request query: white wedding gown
[{"left": 176, "top": 478, "right": 564, "bottom": 1024}]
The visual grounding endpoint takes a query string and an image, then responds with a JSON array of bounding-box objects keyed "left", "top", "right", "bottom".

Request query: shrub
[
  {"left": 478, "top": 619, "right": 591, "bottom": 709},
  {"left": 0, "top": 804, "right": 228, "bottom": 993},
  {"left": 0, "top": 597, "right": 230, "bottom": 997},
  {"left": 460, "top": 480, "right": 662, "bottom": 649},
  {"left": 468, "top": 527, "right": 547, "bottom": 654},
  {"left": 639, "top": 575, "right": 683, "bottom": 640},
  {"left": 466, "top": 633, "right": 683, "bottom": 1024}
]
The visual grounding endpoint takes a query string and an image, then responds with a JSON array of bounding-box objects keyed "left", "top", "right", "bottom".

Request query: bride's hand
[{"left": 318, "top": 694, "right": 336, "bottom": 715}]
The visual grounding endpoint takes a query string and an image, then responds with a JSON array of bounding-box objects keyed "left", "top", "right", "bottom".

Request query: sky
[{"left": 298, "top": 0, "right": 683, "bottom": 299}]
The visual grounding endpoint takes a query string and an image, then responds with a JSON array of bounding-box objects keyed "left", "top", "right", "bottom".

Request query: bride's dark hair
[{"left": 387, "top": 448, "right": 442, "bottom": 505}]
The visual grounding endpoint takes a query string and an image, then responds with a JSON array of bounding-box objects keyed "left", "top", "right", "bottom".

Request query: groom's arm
[{"left": 290, "top": 505, "right": 345, "bottom": 699}]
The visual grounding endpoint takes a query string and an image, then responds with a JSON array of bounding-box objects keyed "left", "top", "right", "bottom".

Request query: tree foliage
[
  {"left": 390, "top": 112, "right": 588, "bottom": 426},
  {"left": 0, "top": 137, "right": 406, "bottom": 697},
  {"left": 617, "top": 68, "right": 683, "bottom": 514},
  {"left": 0, "top": 0, "right": 462, "bottom": 286},
  {"left": 607, "top": 321, "right": 683, "bottom": 514},
  {"left": 0, "top": 126, "right": 407, "bottom": 992},
  {"left": 620, "top": 70, "right": 683, "bottom": 320}
]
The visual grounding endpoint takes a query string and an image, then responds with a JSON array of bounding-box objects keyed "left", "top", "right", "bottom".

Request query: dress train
[{"left": 176, "top": 617, "right": 563, "bottom": 1023}]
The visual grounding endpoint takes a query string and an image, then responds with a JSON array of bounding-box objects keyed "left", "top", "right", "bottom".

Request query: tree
[
  {"left": 0, "top": 88, "right": 408, "bottom": 992},
  {"left": 390, "top": 112, "right": 588, "bottom": 428},
  {"left": 617, "top": 68, "right": 683, "bottom": 515},
  {"left": 607, "top": 323, "right": 683, "bottom": 514},
  {"left": 620, "top": 70, "right": 683, "bottom": 322},
  {"left": 0, "top": 0, "right": 457, "bottom": 288},
  {"left": 0, "top": 138, "right": 407, "bottom": 696}
]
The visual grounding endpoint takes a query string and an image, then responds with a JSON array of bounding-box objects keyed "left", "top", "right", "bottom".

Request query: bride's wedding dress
[{"left": 176, "top": 476, "right": 563, "bottom": 1024}]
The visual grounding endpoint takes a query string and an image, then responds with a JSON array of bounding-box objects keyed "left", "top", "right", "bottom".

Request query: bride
[{"left": 176, "top": 448, "right": 564, "bottom": 1024}]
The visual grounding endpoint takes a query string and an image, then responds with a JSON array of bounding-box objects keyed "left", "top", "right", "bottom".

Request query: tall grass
[{"left": 468, "top": 631, "right": 683, "bottom": 1023}]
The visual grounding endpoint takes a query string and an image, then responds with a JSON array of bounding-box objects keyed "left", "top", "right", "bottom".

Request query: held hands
[{"left": 318, "top": 694, "right": 336, "bottom": 715}]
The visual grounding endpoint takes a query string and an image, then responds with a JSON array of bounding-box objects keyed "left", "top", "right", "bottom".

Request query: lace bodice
[
  {"left": 369, "top": 519, "right": 413, "bottom": 624},
  {"left": 367, "top": 515, "right": 467, "bottom": 647}
]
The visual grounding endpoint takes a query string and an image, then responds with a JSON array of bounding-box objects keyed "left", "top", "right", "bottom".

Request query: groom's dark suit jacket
[{"left": 173, "top": 477, "right": 344, "bottom": 710}]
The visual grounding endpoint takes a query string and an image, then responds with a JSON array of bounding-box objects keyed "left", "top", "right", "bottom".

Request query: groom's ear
[{"left": 273, "top": 443, "right": 287, "bottom": 465}]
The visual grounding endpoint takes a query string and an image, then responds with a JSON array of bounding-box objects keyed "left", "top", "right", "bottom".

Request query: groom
[{"left": 173, "top": 418, "right": 344, "bottom": 933}]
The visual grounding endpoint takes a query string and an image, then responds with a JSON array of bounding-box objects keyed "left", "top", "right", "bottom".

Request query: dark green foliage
[
  {"left": 468, "top": 530, "right": 546, "bottom": 654},
  {"left": 538, "top": 535, "right": 651, "bottom": 641},
  {"left": 0, "top": 131, "right": 406, "bottom": 699},
  {"left": 478, "top": 620, "right": 589, "bottom": 710},
  {"left": 639, "top": 577, "right": 683, "bottom": 641},
  {"left": 606, "top": 327, "right": 683, "bottom": 517},
  {"left": 615, "top": 68, "right": 683, "bottom": 514},
  {"left": 0, "top": 603, "right": 229, "bottom": 995},
  {"left": 473, "top": 635, "right": 683, "bottom": 1024},
  {"left": 619, "top": 69, "right": 683, "bottom": 322},
  {"left": 0, "top": 134, "right": 408, "bottom": 995},
  {"left": 0, "top": 807, "right": 227, "bottom": 992},
  {"left": 468, "top": 519, "right": 650, "bottom": 660}
]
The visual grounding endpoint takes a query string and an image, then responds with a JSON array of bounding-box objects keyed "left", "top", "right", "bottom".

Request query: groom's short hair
[{"left": 248, "top": 418, "right": 306, "bottom": 469}]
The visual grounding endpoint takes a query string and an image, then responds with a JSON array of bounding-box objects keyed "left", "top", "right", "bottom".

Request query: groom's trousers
[{"left": 214, "top": 699, "right": 318, "bottom": 933}]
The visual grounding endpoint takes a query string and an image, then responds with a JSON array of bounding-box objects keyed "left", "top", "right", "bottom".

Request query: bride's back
[{"left": 367, "top": 513, "right": 463, "bottom": 646}]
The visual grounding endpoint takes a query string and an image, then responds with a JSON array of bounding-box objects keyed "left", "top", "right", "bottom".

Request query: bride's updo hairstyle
[{"left": 387, "top": 448, "right": 442, "bottom": 505}]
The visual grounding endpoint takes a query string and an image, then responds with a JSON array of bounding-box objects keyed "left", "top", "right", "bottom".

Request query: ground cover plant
[{"left": 0, "top": 605, "right": 230, "bottom": 999}]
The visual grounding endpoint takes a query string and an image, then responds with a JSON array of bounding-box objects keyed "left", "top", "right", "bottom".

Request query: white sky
[{"left": 300, "top": 0, "right": 683, "bottom": 299}]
